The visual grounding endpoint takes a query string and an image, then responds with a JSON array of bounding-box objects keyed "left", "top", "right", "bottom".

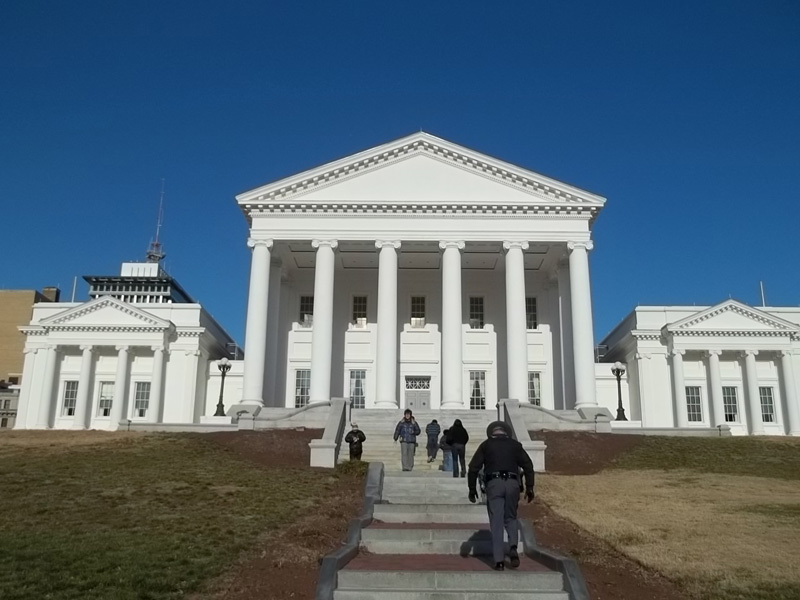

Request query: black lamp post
[
  {"left": 214, "top": 357, "right": 231, "bottom": 417},
  {"left": 611, "top": 361, "right": 627, "bottom": 421}
]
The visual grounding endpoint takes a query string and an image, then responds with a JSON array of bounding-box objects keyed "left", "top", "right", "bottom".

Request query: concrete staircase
[
  {"left": 340, "top": 409, "right": 498, "bottom": 471},
  {"left": 334, "top": 470, "right": 569, "bottom": 599}
]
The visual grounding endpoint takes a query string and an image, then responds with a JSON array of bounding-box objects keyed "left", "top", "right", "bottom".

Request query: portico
[{"left": 235, "top": 133, "right": 606, "bottom": 413}]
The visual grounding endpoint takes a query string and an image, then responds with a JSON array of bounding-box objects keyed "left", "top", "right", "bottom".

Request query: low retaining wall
[
  {"left": 315, "top": 462, "right": 384, "bottom": 600},
  {"left": 519, "top": 519, "right": 590, "bottom": 600}
]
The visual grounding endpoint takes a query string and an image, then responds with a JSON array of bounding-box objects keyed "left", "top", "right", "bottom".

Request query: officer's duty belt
[{"left": 486, "top": 471, "right": 518, "bottom": 481}]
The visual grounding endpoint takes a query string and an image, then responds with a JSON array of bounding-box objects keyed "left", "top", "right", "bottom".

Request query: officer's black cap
[{"left": 486, "top": 420, "right": 511, "bottom": 438}]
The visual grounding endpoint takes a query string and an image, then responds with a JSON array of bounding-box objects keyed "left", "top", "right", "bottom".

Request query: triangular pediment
[
  {"left": 237, "top": 132, "right": 606, "bottom": 210},
  {"left": 40, "top": 297, "right": 171, "bottom": 329},
  {"left": 666, "top": 300, "right": 800, "bottom": 335}
]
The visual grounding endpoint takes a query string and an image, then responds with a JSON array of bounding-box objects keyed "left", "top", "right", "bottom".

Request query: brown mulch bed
[
  {"left": 530, "top": 431, "right": 646, "bottom": 475},
  {"left": 190, "top": 429, "right": 364, "bottom": 600}
]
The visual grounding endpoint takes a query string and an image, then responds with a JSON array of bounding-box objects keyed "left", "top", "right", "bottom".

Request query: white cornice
[
  {"left": 665, "top": 299, "right": 800, "bottom": 339},
  {"left": 38, "top": 296, "right": 172, "bottom": 330},
  {"left": 237, "top": 133, "right": 606, "bottom": 214}
]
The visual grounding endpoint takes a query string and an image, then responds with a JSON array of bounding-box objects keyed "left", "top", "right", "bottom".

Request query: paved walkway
[{"left": 335, "top": 471, "right": 569, "bottom": 599}]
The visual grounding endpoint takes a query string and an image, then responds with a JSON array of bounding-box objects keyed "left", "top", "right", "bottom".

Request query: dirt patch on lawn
[
  {"left": 194, "top": 430, "right": 362, "bottom": 600},
  {"left": 530, "top": 431, "right": 646, "bottom": 475},
  {"left": 520, "top": 500, "right": 686, "bottom": 600},
  {"left": 204, "top": 429, "right": 323, "bottom": 468}
]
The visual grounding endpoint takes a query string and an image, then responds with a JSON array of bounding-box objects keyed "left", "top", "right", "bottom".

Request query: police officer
[{"left": 467, "top": 421, "right": 534, "bottom": 571}]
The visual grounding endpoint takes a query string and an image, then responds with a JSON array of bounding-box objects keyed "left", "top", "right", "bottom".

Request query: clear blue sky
[{"left": 2, "top": 1, "right": 798, "bottom": 345}]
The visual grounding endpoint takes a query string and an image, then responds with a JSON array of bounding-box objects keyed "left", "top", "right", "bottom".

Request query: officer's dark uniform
[{"left": 467, "top": 421, "right": 534, "bottom": 571}]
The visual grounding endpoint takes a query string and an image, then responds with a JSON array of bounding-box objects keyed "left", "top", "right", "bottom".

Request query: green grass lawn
[
  {"left": 611, "top": 435, "right": 800, "bottom": 480},
  {"left": 0, "top": 432, "right": 349, "bottom": 600}
]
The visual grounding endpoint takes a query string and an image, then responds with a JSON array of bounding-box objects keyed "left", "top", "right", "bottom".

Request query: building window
[
  {"left": 410, "top": 296, "right": 426, "bottom": 328},
  {"left": 350, "top": 370, "right": 366, "bottom": 409},
  {"left": 62, "top": 381, "right": 79, "bottom": 416},
  {"left": 299, "top": 296, "right": 314, "bottom": 326},
  {"left": 469, "top": 371, "right": 486, "bottom": 410},
  {"left": 97, "top": 382, "right": 114, "bottom": 417},
  {"left": 759, "top": 387, "right": 776, "bottom": 423},
  {"left": 352, "top": 296, "right": 367, "bottom": 327},
  {"left": 685, "top": 386, "right": 703, "bottom": 422},
  {"left": 295, "top": 370, "right": 311, "bottom": 408},
  {"left": 528, "top": 372, "right": 542, "bottom": 406},
  {"left": 8, "top": 375, "right": 19, "bottom": 385},
  {"left": 133, "top": 382, "right": 151, "bottom": 418},
  {"left": 722, "top": 386, "right": 739, "bottom": 423},
  {"left": 0, "top": 417, "right": 7, "bottom": 428},
  {"left": 526, "top": 297, "right": 538, "bottom": 330},
  {"left": 2, "top": 399, "right": 9, "bottom": 409},
  {"left": 469, "top": 297, "right": 484, "bottom": 329}
]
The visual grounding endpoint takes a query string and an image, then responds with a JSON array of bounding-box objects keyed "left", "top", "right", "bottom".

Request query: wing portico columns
[{"left": 241, "top": 237, "right": 274, "bottom": 406}]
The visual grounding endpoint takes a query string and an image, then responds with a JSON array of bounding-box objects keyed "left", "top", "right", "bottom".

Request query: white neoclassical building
[
  {"left": 13, "top": 132, "right": 800, "bottom": 436},
  {"left": 232, "top": 132, "right": 607, "bottom": 418}
]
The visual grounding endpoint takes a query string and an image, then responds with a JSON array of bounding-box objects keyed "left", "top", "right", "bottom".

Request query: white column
[
  {"left": 706, "top": 350, "right": 725, "bottom": 427},
  {"left": 72, "top": 345, "right": 94, "bottom": 430},
  {"left": 635, "top": 352, "right": 650, "bottom": 424},
  {"left": 35, "top": 346, "right": 59, "bottom": 429},
  {"left": 375, "top": 240, "right": 401, "bottom": 408},
  {"left": 110, "top": 345, "right": 129, "bottom": 427},
  {"left": 743, "top": 350, "right": 763, "bottom": 435},
  {"left": 14, "top": 347, "right": 38, "bottom": 429},
  {"left": 264, "top": 258, "right": 283, "bottom": 406},
  {"left": 557, "top": 261, "right": 575, "bottom": 409},
  {"left": 148, "top": 346, "right": 166, "bottom": 423},
  {"left": 504, "top": 241, "right": 529, "bottom": 403},
  {"left": 241, "top": 237, "right": 273, "bottom": 405},
  {"left": 309, "top": 240, "right": 338, "bottom": 405},
  {"left": 440, "top": 241, "right": 465, "bottom": 409},
  {"left": 567, "top": 241, "right": 597, "bottom": 408},
  {"left": 671, "top": 349, "right": 688, "bottom": 427},
  {"left": 779, "top": 350, "right": 800, "bottom": 436}
]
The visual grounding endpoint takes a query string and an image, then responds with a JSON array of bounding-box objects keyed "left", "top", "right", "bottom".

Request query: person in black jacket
[
  {"left": 446, "top": 419, "right": 469, "bottom": 477},
  {"left": 344, "top": 422, "right": 366, "bottom": 461},
  {"left": 467, "top": 421, "right": 534, "bottom": 571}
]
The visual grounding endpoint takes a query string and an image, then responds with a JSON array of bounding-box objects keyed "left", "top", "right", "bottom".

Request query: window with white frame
[
  {"left": 469, "top": 297, "right": 484, "bottom": 329},
  {"left": 133, "top": 382, "right": 151, "bottom": 418},
  {"left": 722, "top": 386, "right": 739, "bottom": 422},
  {"left": 2, "top": 399, "right": 9, "bottom": 409},
  {"left": 350, "top": 370, "right": 366, "bottom": 409},
  {"left": 295, "top": 370, "right": 311, "bottom": 408},
  {"left": 410, "top": 296, "right": 426, "bottom": 328},
  {"left": 526, "top": 297, "right": 538, "bottom": 330},
  {"left": 0, "top": 418, "right": 7, "bottom": 428},
  {"left": 469, "top": 371, "right": 486, "bottom": 410},
  {"left": 759, "top": 387, "right": 776, "bottom": 423},
  {"left": 685, "top": 386, "right": 703, "bottom": 422},
  {"left": 299, "top": 296, "right": 314, "bottom": 326},
  {"left": 352, "top": 296, "right": 367, "bottom": 327},
  {"left": 96, "top": 382, "right": 114, "bottom": 417},
  {"left": 62, "top": 381, "right": 79, "bottom": 416},
  {"left": 528, "top": 372, "right": 542, "bottom": 406}
]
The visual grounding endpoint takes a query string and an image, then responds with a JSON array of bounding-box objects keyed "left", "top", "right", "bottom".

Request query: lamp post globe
[
  {"left": 214, "top": 357, "right": 232, "bottom": 417},
  {"left": 611, "top": 361, "right": 627, "bottom": 421}
]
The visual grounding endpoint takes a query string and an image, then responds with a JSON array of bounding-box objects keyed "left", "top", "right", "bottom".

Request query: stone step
[
  {"left": 382, "top": 495, "right": 475, "bottom": 505},
  {"left": 361, "top": 525, "right": 520, "bottom": 555},
  {"left": 374, "top": 503, "right": 489, "bottom": 523},
  {"left": 338, "top": 555, "right": 563, "bottom": 592},
  {"left": 334, "top": 592, "right": 568, "bottom": 600}
]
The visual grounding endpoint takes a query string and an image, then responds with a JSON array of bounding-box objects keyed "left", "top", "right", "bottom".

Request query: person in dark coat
[
  {"left": 425, "top": 419, "right": 441, "bottom": 462},
  {"left": 439, "top": 429, "right": 453, "bottom": 471},
  {"left": 446, "top": 419, "right": 469, "bottom": 478},
  {"left": 467, "top": 421, "right": 534, "bottom": 571},
  {"left": 393, "top": 409, "right": 421, "bottom": 471},
  {"left": 344, "top": 422, "right": 366, "bottom": 461}
]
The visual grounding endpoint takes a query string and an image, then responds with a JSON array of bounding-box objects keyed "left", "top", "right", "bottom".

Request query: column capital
[
  {"left": 79, "top": 345, "right": 94, "bottom": 353},
  {"left": 741, "top": 350, "right": 759, "bottom": 358},
  {"left": 439, "top": 241, "right": 465, "bottom": 251},
  {"left": 151, "top": 345, "right": 165, "bottom": 353},
  {"left": 567, "top": 240, "right": 594, "bottom": 252},
  {"left": 704, "top": 349, "right": 722, "bottom": 358},
  {"left": 778, "top": 349, "right": 793, "bottom": 358},
  {"left": 46, "top": 344, "right": 59, "bottom": 352},
  {"left": 635, "top": 352, "right": 651, "bottom": 360},
  {"left": 115, "top": 345, "right": 130, "bottom": 353},
  {"left": 246, "top": 238, "right": 274, "bottom": 250},
  {"left": 312, "top": 239, "right": 338, "bottom": 250},
  {"left": 23, "top": 347, "right": 39, "bottom": 355},
  {"left": 184, "top": 349, "right": 202, "bottom": 357},
  {"left": 375, "top": 240, "right": 401, "bottom": 250},
  {"left": 670, "top": 349, "right": 685, "bottom": 357},
  {"left": 502, "top": 241, "right": 529, "bottom": 252}
]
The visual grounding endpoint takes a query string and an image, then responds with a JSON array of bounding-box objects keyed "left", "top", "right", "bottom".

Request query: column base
[
  {"left": 374, "top": 401, "right": 398, "bottom": 409},
  {"left": 71, "top": 424, "right": 87, "bottom": 430},
  {"left": 440, "top": 402, "right": 465, "bottom": 410},
  {"left": 228, "top": 403, "right": 263, "bottom": 419}
]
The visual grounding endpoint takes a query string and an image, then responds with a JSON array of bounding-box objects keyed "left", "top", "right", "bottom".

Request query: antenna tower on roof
[{"left": 146, "top": 179, "right": 166, "bottom": 264}]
